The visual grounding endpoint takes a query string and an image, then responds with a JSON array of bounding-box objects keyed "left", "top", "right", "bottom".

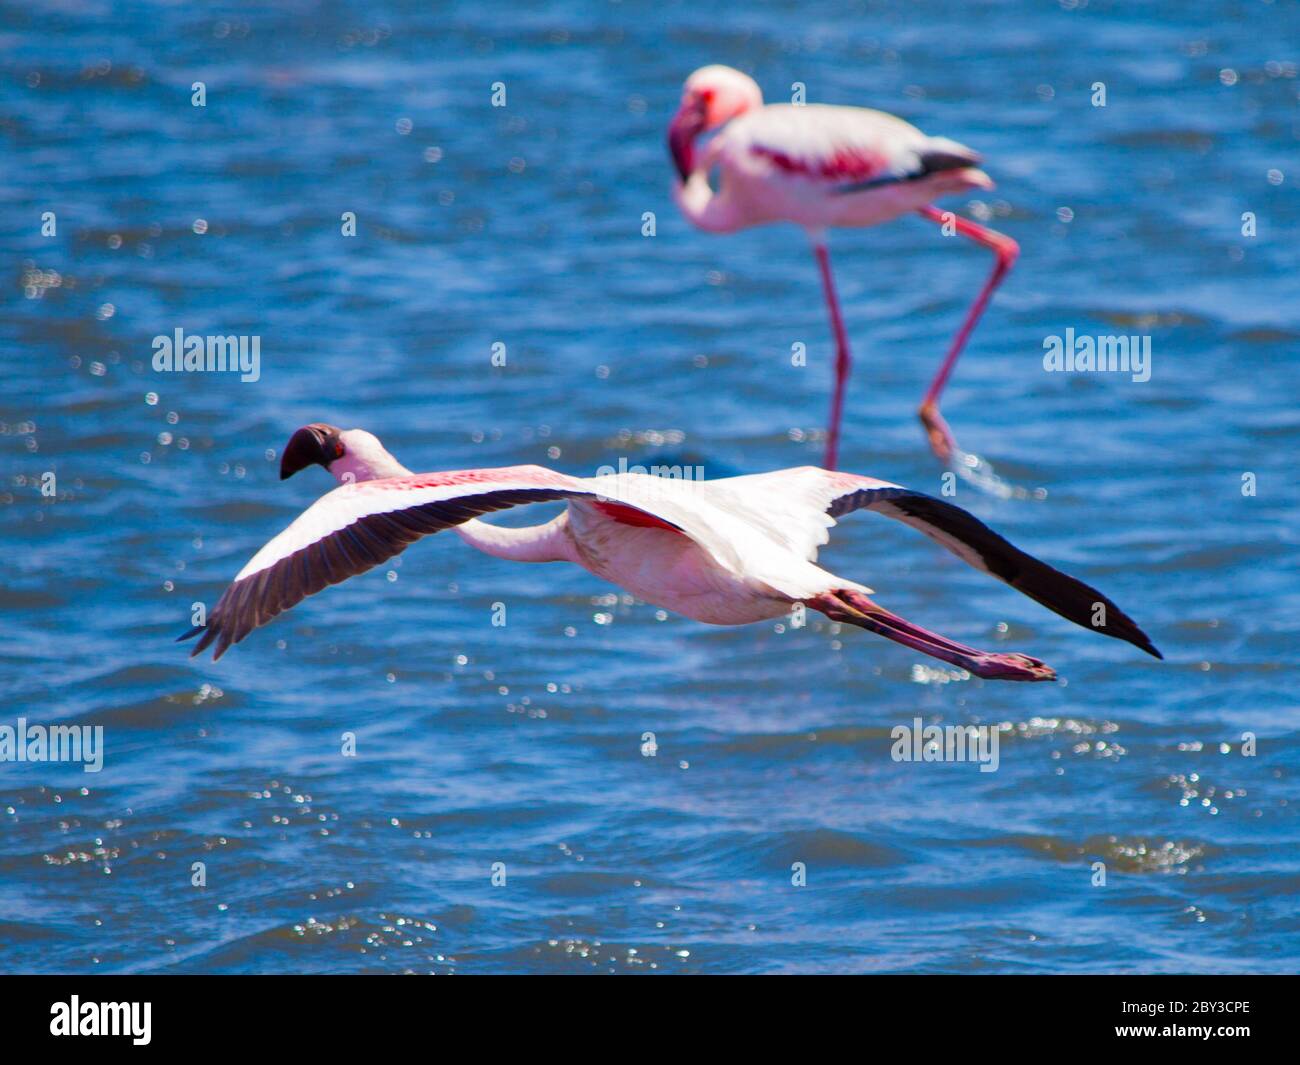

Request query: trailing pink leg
[
  {"left": 915, "top": 205, "right": 1020, "bottom": 464},
  {"left": 812, "top": 239, "right": 852, "bottom": 471},
  {"left": 808, "top": 588, "right": 1056, "bottom": 682}
]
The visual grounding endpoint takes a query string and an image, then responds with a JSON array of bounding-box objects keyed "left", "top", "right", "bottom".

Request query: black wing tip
[
  {"left": 1093, "top": 608, "right": 1162, "bottom": 661},
  {"left": 1138, "top": 637, "right": 1163, "bottom": 661},
  {"left": 852, "top": 488, "right": 1167, "bottom": 664},
  {"left": 918, "top": 147, "right": 982, "bottom": 174},
  {"left": 177, "top": 621, "right": 227, "bottom": 660}
]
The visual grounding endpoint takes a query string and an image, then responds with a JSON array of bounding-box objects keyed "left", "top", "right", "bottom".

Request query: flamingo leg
[
  {"left": 812, "top": 239, "right": 852, "bottom": 471},
  {"left": 915, "top": 205, "right": 1020, "bottom": 465},
  {"left": 808, "top": 588, "right": 1056, "bottom": 682}
]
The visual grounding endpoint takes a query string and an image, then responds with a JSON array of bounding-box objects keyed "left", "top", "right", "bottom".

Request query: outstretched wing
[
  {"left": 827, "top": 473, "right": 1161, "bottom": 658},
  {"left": 718, "top": 467, "right": 1161, "bottom": 659},
  {"left": 179, "top": 465, "right": 678, "bottom": 661},
  {"left": 705, "top": 467, "right": 897, "bottom": 562}
]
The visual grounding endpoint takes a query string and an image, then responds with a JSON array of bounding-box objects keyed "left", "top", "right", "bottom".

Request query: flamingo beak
[
  {"left": 667, "top": 94, "right": 708, "bottom": 182},
  {"left": 280, "top": 423, "right": 343, "bottom": 480}
]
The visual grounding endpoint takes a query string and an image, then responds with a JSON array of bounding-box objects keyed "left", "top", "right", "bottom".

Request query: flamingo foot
[
  {"left": 968, "top": 651, "right": 1057, "bottom": 683},
  {"left": 919, "top": 400, "right": 955, "bottom": 465},
  {"left": 919, "top": 402, "right": 1043, "bottom": 502}
]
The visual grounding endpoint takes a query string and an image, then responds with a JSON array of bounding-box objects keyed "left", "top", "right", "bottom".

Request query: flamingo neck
[
  {"left": 674, "top": 171, "right": 740, "bottom": 233},
  {"left": 330, "top": 439, "right": 411, "bottom": 484},
  {"left": 454, "top": 513, "right": 576, "bottom": 564}
]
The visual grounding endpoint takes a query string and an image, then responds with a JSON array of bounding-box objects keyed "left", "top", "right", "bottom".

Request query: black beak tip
[
  {"left": 278, "top": 455, "right": 302, "bottom": 480},
  {"left": 279, "top": 423, "right": 341, "bottom": 480}
]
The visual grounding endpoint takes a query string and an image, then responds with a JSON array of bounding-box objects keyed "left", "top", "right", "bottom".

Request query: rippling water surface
[{"left": 2, "top": 1, "right": 1298, "bottom": 974}]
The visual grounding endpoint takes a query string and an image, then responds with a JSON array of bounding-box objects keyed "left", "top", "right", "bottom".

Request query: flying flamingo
[
  {"left": 668, "top": 64, "right": 1020, "bottom": 477},
  {"left": 179, "top": 424, "right": 1160, "bottom": 679}
]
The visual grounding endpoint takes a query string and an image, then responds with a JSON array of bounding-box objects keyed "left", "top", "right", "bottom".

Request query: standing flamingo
[
  {"left": 667, "top": 64, "right": 1020, "bottom": 476},
  {"left": 179, "top": 424, "right": 1159, "bottom": 679}
]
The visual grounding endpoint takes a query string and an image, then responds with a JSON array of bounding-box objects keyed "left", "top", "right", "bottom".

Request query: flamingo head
[
  {"left": 668, "top": 65, "right": 762, "bottom": 181},
  {"left": 281, "top": 424, "right": 394, "bottom": 484},
  {"left": 280, "top": 423, "right": 344, "bottom": 480}
]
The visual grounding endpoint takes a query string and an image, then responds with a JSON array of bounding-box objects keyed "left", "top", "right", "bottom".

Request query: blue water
[{"left": 3, "top": 1, "right": 1298, "bottom": 974}]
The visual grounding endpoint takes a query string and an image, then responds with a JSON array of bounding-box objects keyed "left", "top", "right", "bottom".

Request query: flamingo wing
[
  {"left": 831, "top": 135, "right": 983, "bottom": 194},
  {"left": 179, "top": 465, "right": 682, "bottom": 660},
  {"left": 728, "top": 104, "right": 979, "bottom": 194},
  {"left": 721, "top": 467, "right": 1161, "bottom": 659},
  {"left": 702, "top": 467, "right": 856, "bottom": 562}
]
